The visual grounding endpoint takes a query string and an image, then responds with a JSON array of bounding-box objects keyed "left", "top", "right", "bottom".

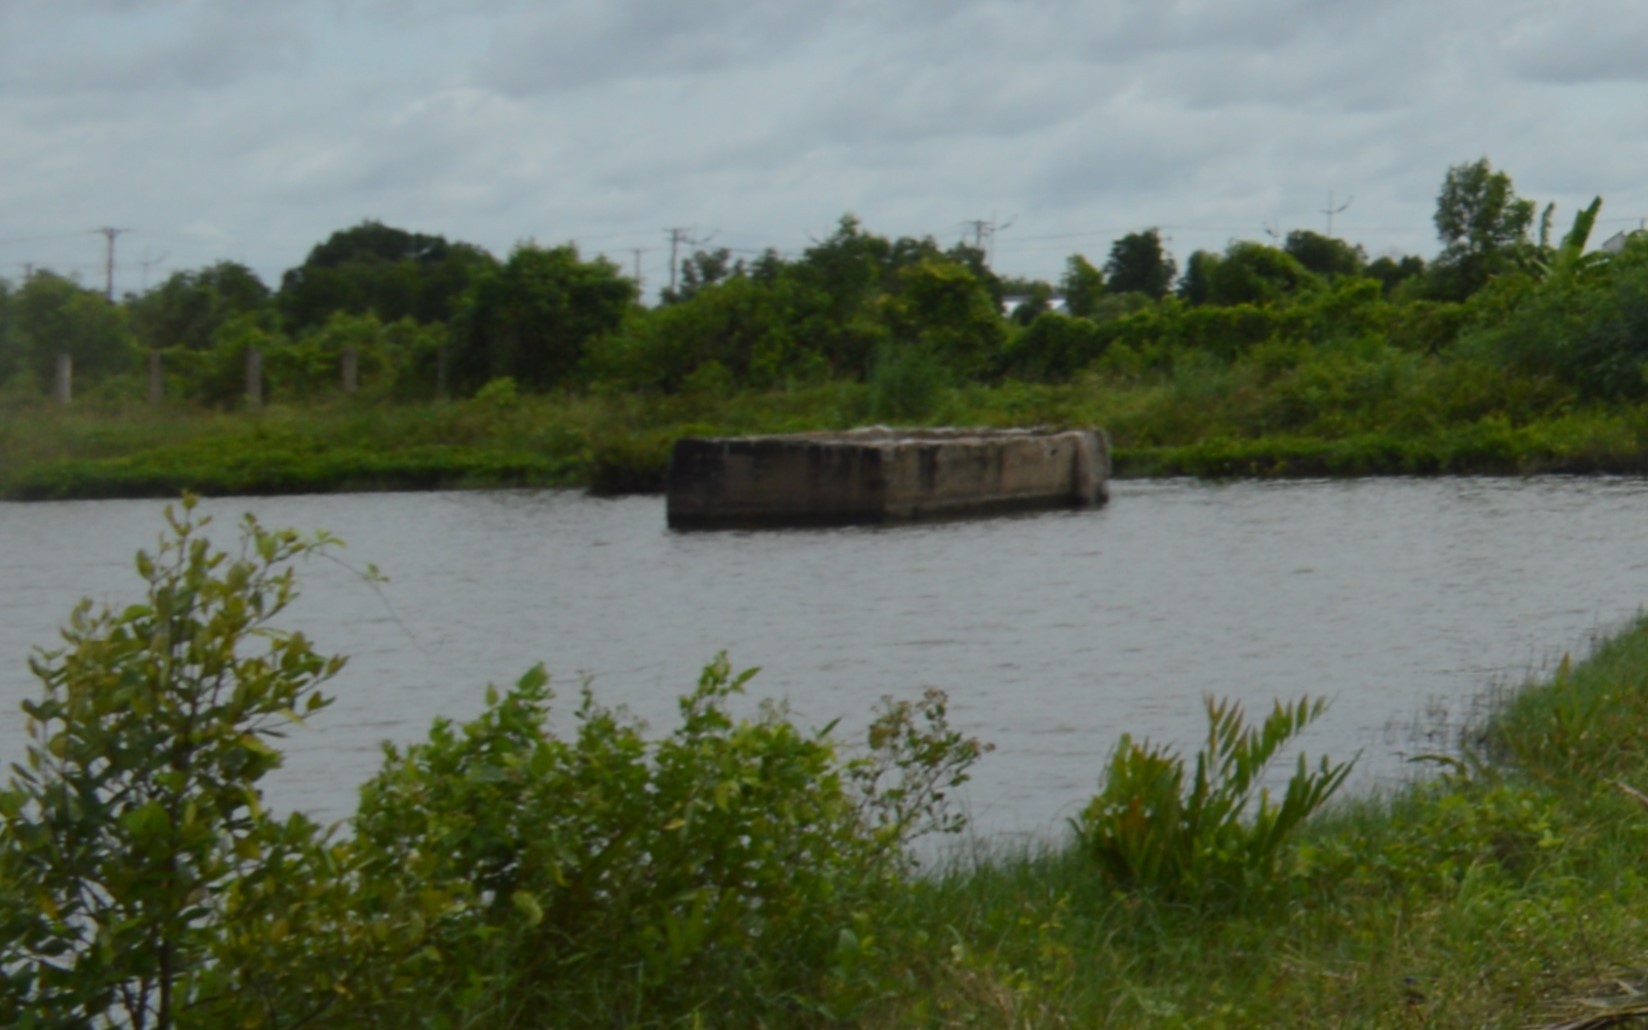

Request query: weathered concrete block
[{"left": 667, "top": 427, "right": 1110, "bottom": 529}]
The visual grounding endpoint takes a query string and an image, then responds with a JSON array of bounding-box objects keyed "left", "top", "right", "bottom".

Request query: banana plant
[{"left": 1524, "top": 196, "right": 1607, "bottom": 286}]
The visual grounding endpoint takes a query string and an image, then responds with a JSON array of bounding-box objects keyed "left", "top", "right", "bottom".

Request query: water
[{"left": 2, "top": 477, "right": 1644, "bottom": 842}]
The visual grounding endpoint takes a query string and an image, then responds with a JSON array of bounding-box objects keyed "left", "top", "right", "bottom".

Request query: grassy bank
[
  {"left": 8, "top": 371, "right": 1648, "bottom": 500},
  {"left": 878, "top": 620, "right": 1648, "bottom": 1027}
]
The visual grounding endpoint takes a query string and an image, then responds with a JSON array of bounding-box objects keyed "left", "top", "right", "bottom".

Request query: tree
[
  {"left": 278, "top": 221, "right": 497, "bottom": 332},
  {"left": 883, "top": 258, "right": 1007, "bottom": 381},
  {"left": 1205, "top": 242, "right": 1319, "bottom": 307},
  {"left": 1283, "top": 230, "right": 1366, "bottom": 278},
  {"left": 6, "top": 270, "right": 135, "bottom": 388},
  {"left": 450, "top": 243, "right": 636, "bottom": 393},
  {"left": 128, "top": 261, "right": 271, "bottom": 353},
  {"left": 1429, "top": 158, "right": 1537, "bottom": 300},
  {"left": 1177, "top": 250, "right": 1221, "bottom": 306},
  {"left": 1060, "top": 255, "right": 1105, "bottom": 317},
  {"left": 1364, "top": 254, "right": 1427, "bottom": 296},
  {"left": 593, "top": 274, "right": 808, "bottom": 391},
  {"left": 662, "top": 247, "right": 742, "bottom": 305},
  {"left": 1104, "top": 229, "right": 1177, "bottom": 300}
]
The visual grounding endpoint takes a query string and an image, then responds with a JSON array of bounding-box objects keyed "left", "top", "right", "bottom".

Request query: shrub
[
  {"left": 0, "top": 496, "right": 348, "bottom": 1027},
  {"left": 1073, "top": 695, "right": 1353, "bottom": 905},
  {"left": 347, "top": 657, "right": 988, "bottom": 1020},
  {"left": 0, "top": 498, "right": 989, "bottom": 1025},
  {"left": 869, "top": 341, "right": 951, "bottom": 422}
]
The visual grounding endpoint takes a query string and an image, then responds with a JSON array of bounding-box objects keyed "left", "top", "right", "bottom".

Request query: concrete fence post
[
  {"left": 245, "top": 347, "right": 263, "bottom": 410},
  {"left": 54, "top": 353, "right": 72, "bottom": 406},
  {"left": 341, "top": 346, "right": 358, "bottom": 395}
]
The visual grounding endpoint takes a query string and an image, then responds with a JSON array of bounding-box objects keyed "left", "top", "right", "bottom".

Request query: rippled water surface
[{"left": 3, "top": 478, "right": 1645, "bottom": 840}]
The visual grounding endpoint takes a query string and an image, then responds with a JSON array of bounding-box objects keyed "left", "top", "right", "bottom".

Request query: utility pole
[
  {"left": 627, "top": 248, "right": 647, "bottom": 294},
  {"left": 1320, "top": 194, "right": 1352, "bottom": 237},
  {"left": 961, "top": 214, "right": 1014, "bottom": 265},
  {"left": 95, "top": 226, "right": 129, "bottom": 301},
  {"left": 664, "top": 228, "right": 695, "bottom": 297},
  {"left": 663, "top": 227, "right": 712, "bottom": 297}
]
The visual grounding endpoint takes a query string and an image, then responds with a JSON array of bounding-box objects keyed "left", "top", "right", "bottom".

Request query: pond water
[{"left": 2, "top": 477, "right": 1644, "bottom": 842}]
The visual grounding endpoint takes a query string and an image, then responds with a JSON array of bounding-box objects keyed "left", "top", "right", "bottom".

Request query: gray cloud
[
  {"left": 4, "top": 0, "right": 1647, "bottom": 297},
  {"left": 1, "top": 3, "right": 310, "bottom": 96},
  {"left": 1503, "top": 3, "right": 1648, "bottom": 84}
]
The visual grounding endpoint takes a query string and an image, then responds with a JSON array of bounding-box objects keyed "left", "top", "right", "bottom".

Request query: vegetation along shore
[{"left": 6, "top": 158, "right": 1648, "bottom": 499}]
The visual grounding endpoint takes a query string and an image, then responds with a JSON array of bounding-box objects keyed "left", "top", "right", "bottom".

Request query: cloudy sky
[{"left": 4, "top": 0, "right": 1645, "bottom": 301}]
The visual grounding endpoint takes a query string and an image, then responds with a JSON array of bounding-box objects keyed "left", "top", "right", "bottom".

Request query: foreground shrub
[
  {"left": 348, "top": 660, "right": 987, "bottom": 1022},
  {"left": 1073, "top": 695, "right": 1352, "bottom": 905},
  {"left": 0, "top": 497, "right": 348, "bottom": 1027},
  {"left": 0, "top": 498, "right": 987, "bottom": 1026}
]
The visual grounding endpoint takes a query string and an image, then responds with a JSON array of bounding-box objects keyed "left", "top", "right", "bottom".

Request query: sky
[{"left": 4, "top": 0, "right": 1646, "bottom": 303}]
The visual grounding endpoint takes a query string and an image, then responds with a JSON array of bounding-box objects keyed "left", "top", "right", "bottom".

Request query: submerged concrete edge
[{"left": 666, "top": 426, "right": 1111, "bottom": 530}]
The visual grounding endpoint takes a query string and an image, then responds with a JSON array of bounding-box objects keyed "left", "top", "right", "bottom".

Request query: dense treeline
[{"left": 6, "top": 157, "right": 1647, "bottom": 423}]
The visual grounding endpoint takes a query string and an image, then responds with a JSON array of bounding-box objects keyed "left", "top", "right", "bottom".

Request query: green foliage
[
  {"left": 1429, "top": 157, "right": 1538, "bottom": 300},
  {"left": 1283, "top": 230, "right": 1366, "bottom": 278},
  {"left": 1001, "top": 312, "right": 1109, "bottom": 381},
  {"left": 868, "top": 341, "right": 952, "bottom": 422},
  {"left": 593, "top": 274, "right": 811, "bottom": 392},
  {"left": 1176, "top": 249, "right": 1220, "bottom": 305},
  {"left": 0, "top": 496, "right": 347, "bottom": 1027},
  {"left": 128, "top": 262, "right": 272, "bottom": 354},
  {"left": 450, "top": 243, "right": 636, "bottom": 394},
  {"left": 1073, "top": 695, "right": 1353, "bottom": 904},
  {"left": 1471, "top": 236, "right": 1648, "bottom": 401},
  {"left": 0, "top": 502, "right": 988, "bottom": 1024},
  {"left": 1488, "top": 625, "right": 1648, "bottom": 787},
  {"left": 278, "top": 220, "right": 498, "bottom": 333},
  {"left": 883, "top": 258, "right": 1006, "bottom": 380},
  {"left": 344, "top": 655, "right": 985, "bottom": 1020},
  {"left": 261, "top": 310, "right": 396, "bottom": 402},
  {"left": 1365, "top": 253, "right": 1427, "bottom": 296},
  {"left": 586, "top": 427, "right": 674, "bottom": 495},
  {"left": 1059, "top": 255, "right": 1106, "bottom": 318},
  {"left": 1104, "top": 229, "right": 1177, "bottom": 300},
  {"left": 4, "top": 270, "right": 138, "bottom": 386},
  {"left": 1205, "top": 242, "right": 1320, "bottom": 307}
]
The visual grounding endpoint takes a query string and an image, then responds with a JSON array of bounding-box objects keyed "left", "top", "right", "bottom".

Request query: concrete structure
[
  {"left": 667, "top": 426, "right": 1109, "bottom": 529},
  {"left": 1601, "top": 228, "right": 1647, "bottom": 255}
]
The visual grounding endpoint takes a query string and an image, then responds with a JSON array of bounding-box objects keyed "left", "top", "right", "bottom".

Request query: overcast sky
[{"left": 4, "top": 0, "right": 1645, "bottom": 301}]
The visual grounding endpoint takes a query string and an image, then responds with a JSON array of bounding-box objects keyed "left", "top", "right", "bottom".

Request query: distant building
[
  {"left": 1002, "top": 295, "right": 1069, "bottom": 319},
  {"left": 1601, "top": 228, "right": 1647, "bottom": 255}
]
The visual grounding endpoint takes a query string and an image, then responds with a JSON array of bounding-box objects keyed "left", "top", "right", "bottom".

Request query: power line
[{"left": 138, "top": 248, "right": 168, "bottom": 292}]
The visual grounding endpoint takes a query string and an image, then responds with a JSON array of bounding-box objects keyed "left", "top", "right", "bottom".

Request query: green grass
[
  {"left": 742, "top": 622, "right": 1644, "bottom": 1029},
  {"left": 9, "top": 366, "right": 1648, "bottom": 500}
]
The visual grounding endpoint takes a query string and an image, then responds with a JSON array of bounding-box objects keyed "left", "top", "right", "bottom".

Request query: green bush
[
  {"left": 868, "top": 341, "right": 952, "bottom": 422},
  {"left": 0, "top": 501, "right": 989, "bottom": 1025},
  {"left": 346, "top": 659, "right": 987, "bottom": 1021},
  {"left": 1073, "top": 695, "right": 1352, "bottom": 905},
  {"left": 0, "top": 496, "right": 348, "bottom": 1027},
  {"left": 586, "top": 428, "right": 673, "bottom": 495}
]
